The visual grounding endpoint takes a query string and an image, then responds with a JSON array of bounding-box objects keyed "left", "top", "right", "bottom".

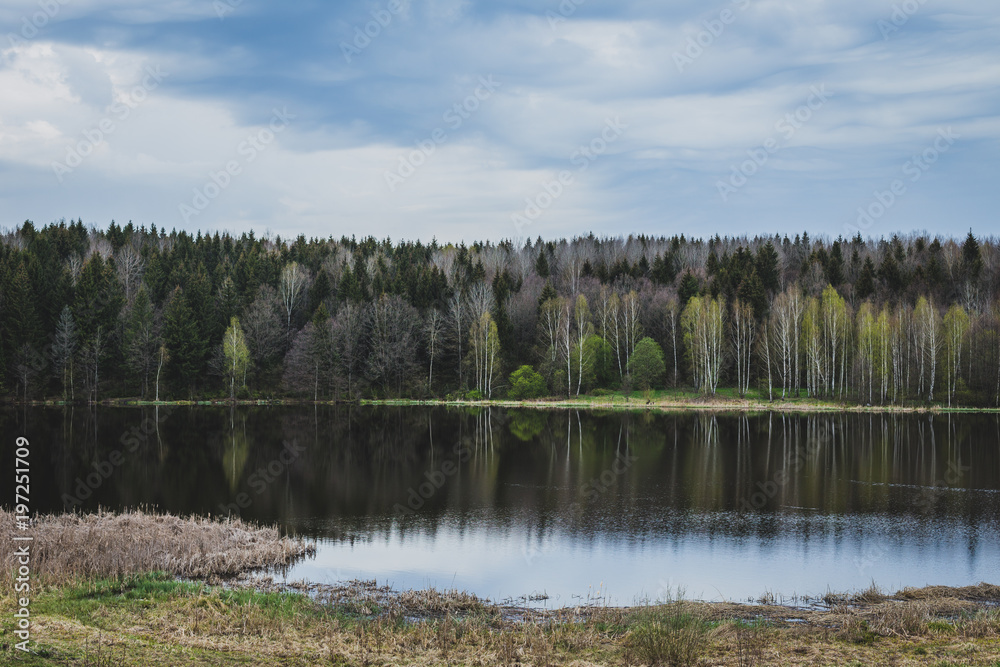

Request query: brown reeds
[{"left": 1, "top": 509, "right": 314, "bottom": 583}]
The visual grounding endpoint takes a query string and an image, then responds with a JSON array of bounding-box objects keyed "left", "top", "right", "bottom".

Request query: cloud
[{"left": 1, "top": 0, "right": 999, "bottom": 240}]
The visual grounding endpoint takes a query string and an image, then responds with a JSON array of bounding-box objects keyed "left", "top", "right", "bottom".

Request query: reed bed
[{"left": 0, "top": 509, "right": 314, "bottom": 583}]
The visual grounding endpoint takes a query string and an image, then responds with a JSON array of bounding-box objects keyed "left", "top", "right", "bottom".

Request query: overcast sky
[{"left": 1, "top": 0, "right": 998, "bottom": 242}]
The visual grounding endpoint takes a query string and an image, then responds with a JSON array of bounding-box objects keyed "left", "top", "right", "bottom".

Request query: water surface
[{"left": 3, "top": 406, "right": 998, "bottom": 605}]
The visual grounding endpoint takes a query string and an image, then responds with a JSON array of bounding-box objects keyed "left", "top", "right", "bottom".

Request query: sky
[{"left": 1, "top": 0, "right": 998, "bottom": 243}]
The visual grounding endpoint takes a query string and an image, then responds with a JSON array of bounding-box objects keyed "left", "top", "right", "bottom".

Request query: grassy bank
[
  {"left": 7, "top": 386, "right": 1000, "bottom": 413},
  {"left": 3, "top": 511, "right": 1000, "bottom": 665},
  {"left": 3, "top": 573, "right": 1000, "bottom": 665},
  {"left": 363, "top": 387, "right": 1000, "bottom": 415}
]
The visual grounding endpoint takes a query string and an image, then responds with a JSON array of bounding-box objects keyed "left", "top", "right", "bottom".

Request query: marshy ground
[{"left": 3, "top": 511, "right": 1000, "bottom": 665}]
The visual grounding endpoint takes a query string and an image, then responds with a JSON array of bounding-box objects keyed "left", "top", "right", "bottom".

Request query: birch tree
[
  {"left": 682, "top": 296, "right": 724, "bottom": 395},
  {"left": 470, "top": 311, "right": 500, "bottom": 397},
  {"left": 279, "top": 261, "right": 309, "bottom": 331},
  {"left": 731, "top": 300, "right": 756, "bottom": 397},
  {"left": 943, "top": 304, "right": 969, "bottom": 407},
  {"left": 222, "top": 316, "right": 250, "bottom": 400},
  {"left": 573, "top": 294, "right": 593, "bottom": 396},
  {"left": 914, "top": 296, "right": 940, "bottom": 402}
]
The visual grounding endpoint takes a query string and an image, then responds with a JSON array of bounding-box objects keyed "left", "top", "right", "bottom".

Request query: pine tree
[
  {"left": 856, "top": 258, "right": 876, "bottom": 300},
  {"left": 535, "top": 250, "right": 550, "bottom": 278},
  {"left": 961, "top": 230, "right": 983, "bottom": 282},
  {"left": 162, "top": 287, "right": 207, "bottom": 395},
  {"left": 678, "top": 272, "right": 700, "bottom": 309},
  {"left": 124, "top": 286, "right": 158, "bottom": 398}
]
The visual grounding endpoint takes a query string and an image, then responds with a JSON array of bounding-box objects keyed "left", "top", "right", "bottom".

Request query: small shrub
[
  {"left": 626, "top": 602, "right": 709, "bottom": 666},
  {"left": 733, "top": 619, "right": 768, "bottom": 667},
  {"left": 927, "top": 620, "right": 955, "bottom": 635},
  {"left": 507, "top": 365, "right": 547, "bottom": 400},
  {"left": 839, "top": 617, "right": 876, "bottom": 645}
]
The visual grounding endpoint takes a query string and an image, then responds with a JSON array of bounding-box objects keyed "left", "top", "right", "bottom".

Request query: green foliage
[
  {"left": 508, "top": 365, "right": 548, "bottom": 399},
  {"left": 626, "top": 603, "right": 709, "bottom": 667},
  {"left": 222, "top": 316, "right": 250, "bottom": 399},
  {"left": 584, "top": 335, "right": 615, "bottom": 389},
  {"left": 856, "top": 257, "right": 876, "bottom": 300},
  {"left": 507, "top": 409, "right": 547, "bottom": 441},
  {"left": 163, "top": 287, "right": 207, "bottom": 394},
  {"left": 628, "top": 337, "right": 666, "bottom": 390},
  {"left": 3, "top": 224, "right": 1000, "bottom": 405},
  {"left": 678, "top": 272, "right": 699, "bottom": 309}
]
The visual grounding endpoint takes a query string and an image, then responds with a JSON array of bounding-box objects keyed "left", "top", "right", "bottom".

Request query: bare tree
[
  {"left": 114, "top": 244, "right": 145, "bottom": 305},
  {"left": 665, "top": 294, "right": 679, "bottom": 387},
  {"left": 447, "top": 292, "right": 467, "bottom": 388},
  {"left": 334, "top": 301, "right": 368, "bottom": 399},
  {"left": 731, "top": 300, "right": 756, "bottom": 397},
  {"left": 279, "top": 261, "right": 310, "bottom": 331},
  {"left": 426, "top": 308, "right": 445, "bottom": 392},
  {"left": 367, "top": 295, "right": 419, "bottom": 396},
  {"left": 243, "top": 286, "right": 284, "bottom": 380},
  {"left": 573, "top": 294, "right": 593, "bottom": 396},
  {"left": 619, "top": 290, "right": 642, "bottom": 373},
  {"left": 52, "top": 305, "right": 77, "bottom": 400}
]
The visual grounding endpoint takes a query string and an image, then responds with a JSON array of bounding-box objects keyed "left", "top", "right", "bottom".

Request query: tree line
[{"left": 1, "top": 220, "right": 998, "bottom": 406}]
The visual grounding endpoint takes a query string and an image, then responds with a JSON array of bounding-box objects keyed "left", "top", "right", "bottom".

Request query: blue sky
[{"left": 1, "top": 0, "right": 998, "bottom": 242}]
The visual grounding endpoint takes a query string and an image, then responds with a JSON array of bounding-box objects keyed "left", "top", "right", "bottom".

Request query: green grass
[{"left": 33, "top": 572, "right": 317, "bottom": 627}]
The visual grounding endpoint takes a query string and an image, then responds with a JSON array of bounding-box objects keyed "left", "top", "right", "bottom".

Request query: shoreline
[
  {"left": 6, "top": 571, "right": 999, "bottom": 665},
  {"left": 4, "top": 394, "right": 1000, "bottom": 414},
  {"left": 4, "top": 510, "right": 999, "bottom": 664}
]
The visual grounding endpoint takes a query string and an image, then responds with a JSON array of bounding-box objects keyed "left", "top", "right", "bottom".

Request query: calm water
[{"left": 3, "top": 406, "right": 999, "bottom": 605}]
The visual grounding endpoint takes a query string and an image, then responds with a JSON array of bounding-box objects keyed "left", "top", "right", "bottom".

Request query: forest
[{"left": 0, "top": 220, "right": 998, "bottom": 407}]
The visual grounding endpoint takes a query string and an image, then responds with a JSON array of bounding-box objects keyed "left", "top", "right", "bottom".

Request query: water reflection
[{"left": 2, "top": 407, "right": 998, "bottom": 602}]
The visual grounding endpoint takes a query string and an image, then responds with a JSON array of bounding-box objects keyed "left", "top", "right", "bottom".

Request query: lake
[{"left": 3, "top": 406, "right": 999, "bottom": 606}]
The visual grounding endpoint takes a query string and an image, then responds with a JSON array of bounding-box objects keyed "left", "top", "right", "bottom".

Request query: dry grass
[
  {"left": 0, "top": 509, "right": 314, "bottom": 583},
  {"left": 2, "top": 515, "right": 999, "bottom": 665},
  {"left": 3, "top": 574, "right": 1000, "bottom": 666}
]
